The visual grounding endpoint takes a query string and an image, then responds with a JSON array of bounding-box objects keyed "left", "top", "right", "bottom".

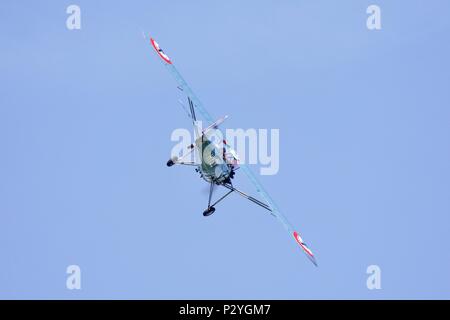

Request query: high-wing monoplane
[{"left": 147, "top": 36, "right": 318, "bottom": 266}]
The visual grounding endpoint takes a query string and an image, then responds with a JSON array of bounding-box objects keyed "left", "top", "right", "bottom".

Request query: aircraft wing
[
  {"left": 148, "top": 36, "right": 318, "bottom": 266},
  {"left": 237, "top": 162, "right": 318, "bottom": 266},
  {"left": 148, "top": 37, "right": 214, "bottom": 125}
]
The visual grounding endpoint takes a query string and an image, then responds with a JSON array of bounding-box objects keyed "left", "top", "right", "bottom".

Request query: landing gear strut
[{"left": 203, "top": 182, "right": 216, "bottom": 217}]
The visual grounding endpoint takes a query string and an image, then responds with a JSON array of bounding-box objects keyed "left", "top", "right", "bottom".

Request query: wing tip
[
  {"left": 293, "top": 231, "right": 318, "bottom": 267},
  {"left": 149, "top": 37, "right": 173, "bottom": 65}
]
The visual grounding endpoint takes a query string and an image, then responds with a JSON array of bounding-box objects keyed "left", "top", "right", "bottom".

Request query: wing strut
[
  {"left": 188, "top": 97, "right": 197, "bottom": 122},
  {"left": 222, "top": 183, "right": 273, "bottom": 214}
]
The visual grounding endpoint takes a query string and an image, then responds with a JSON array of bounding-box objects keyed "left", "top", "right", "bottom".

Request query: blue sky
[{"left": 1, "top": 1, "right": 450, "bottom": 299}]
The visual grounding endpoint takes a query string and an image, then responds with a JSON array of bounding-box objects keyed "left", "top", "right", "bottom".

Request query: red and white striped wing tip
[
  {"left": 293, "top": 231, "right": 318, "bottom": 267},
  {"left": 150, "top": 38, "right": 172, "bottom": 64}
]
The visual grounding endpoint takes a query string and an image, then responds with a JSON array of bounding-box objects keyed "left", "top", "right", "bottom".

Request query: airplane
[{"left": 147, "top": 36, "right": 318, "bottom": 267}]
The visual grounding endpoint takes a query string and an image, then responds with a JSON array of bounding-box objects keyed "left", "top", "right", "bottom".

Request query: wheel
[
  {"left": 166, "top": 156, "right": 178, "bottom": 167},
  {"left": 166, "top": 159, "right": 175, "bottom": 167},
  {"left": 203, "top": 206, "right": 216, "bottom": 217}
]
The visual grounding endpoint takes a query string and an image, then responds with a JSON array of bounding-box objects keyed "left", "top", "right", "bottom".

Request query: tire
[{"left": 203, "top": 207, "right": 216, "bottom": 217}]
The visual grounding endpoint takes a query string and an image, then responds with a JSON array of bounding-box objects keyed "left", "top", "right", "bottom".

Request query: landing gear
[
  {"left": 166, "top": 156, "right": 197, "bottom": 167},
  {"left": 166, "top": 156, "right": 178, "bottom": 167},
  {"left": 203, "top": 182, "right": 216, "bottom": 217},
  {"left": 203, "top": 206, "right": 216, "bottom": 216},
  {"left": 201, "top": 181, "right": 233, "bottom": 217}
]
